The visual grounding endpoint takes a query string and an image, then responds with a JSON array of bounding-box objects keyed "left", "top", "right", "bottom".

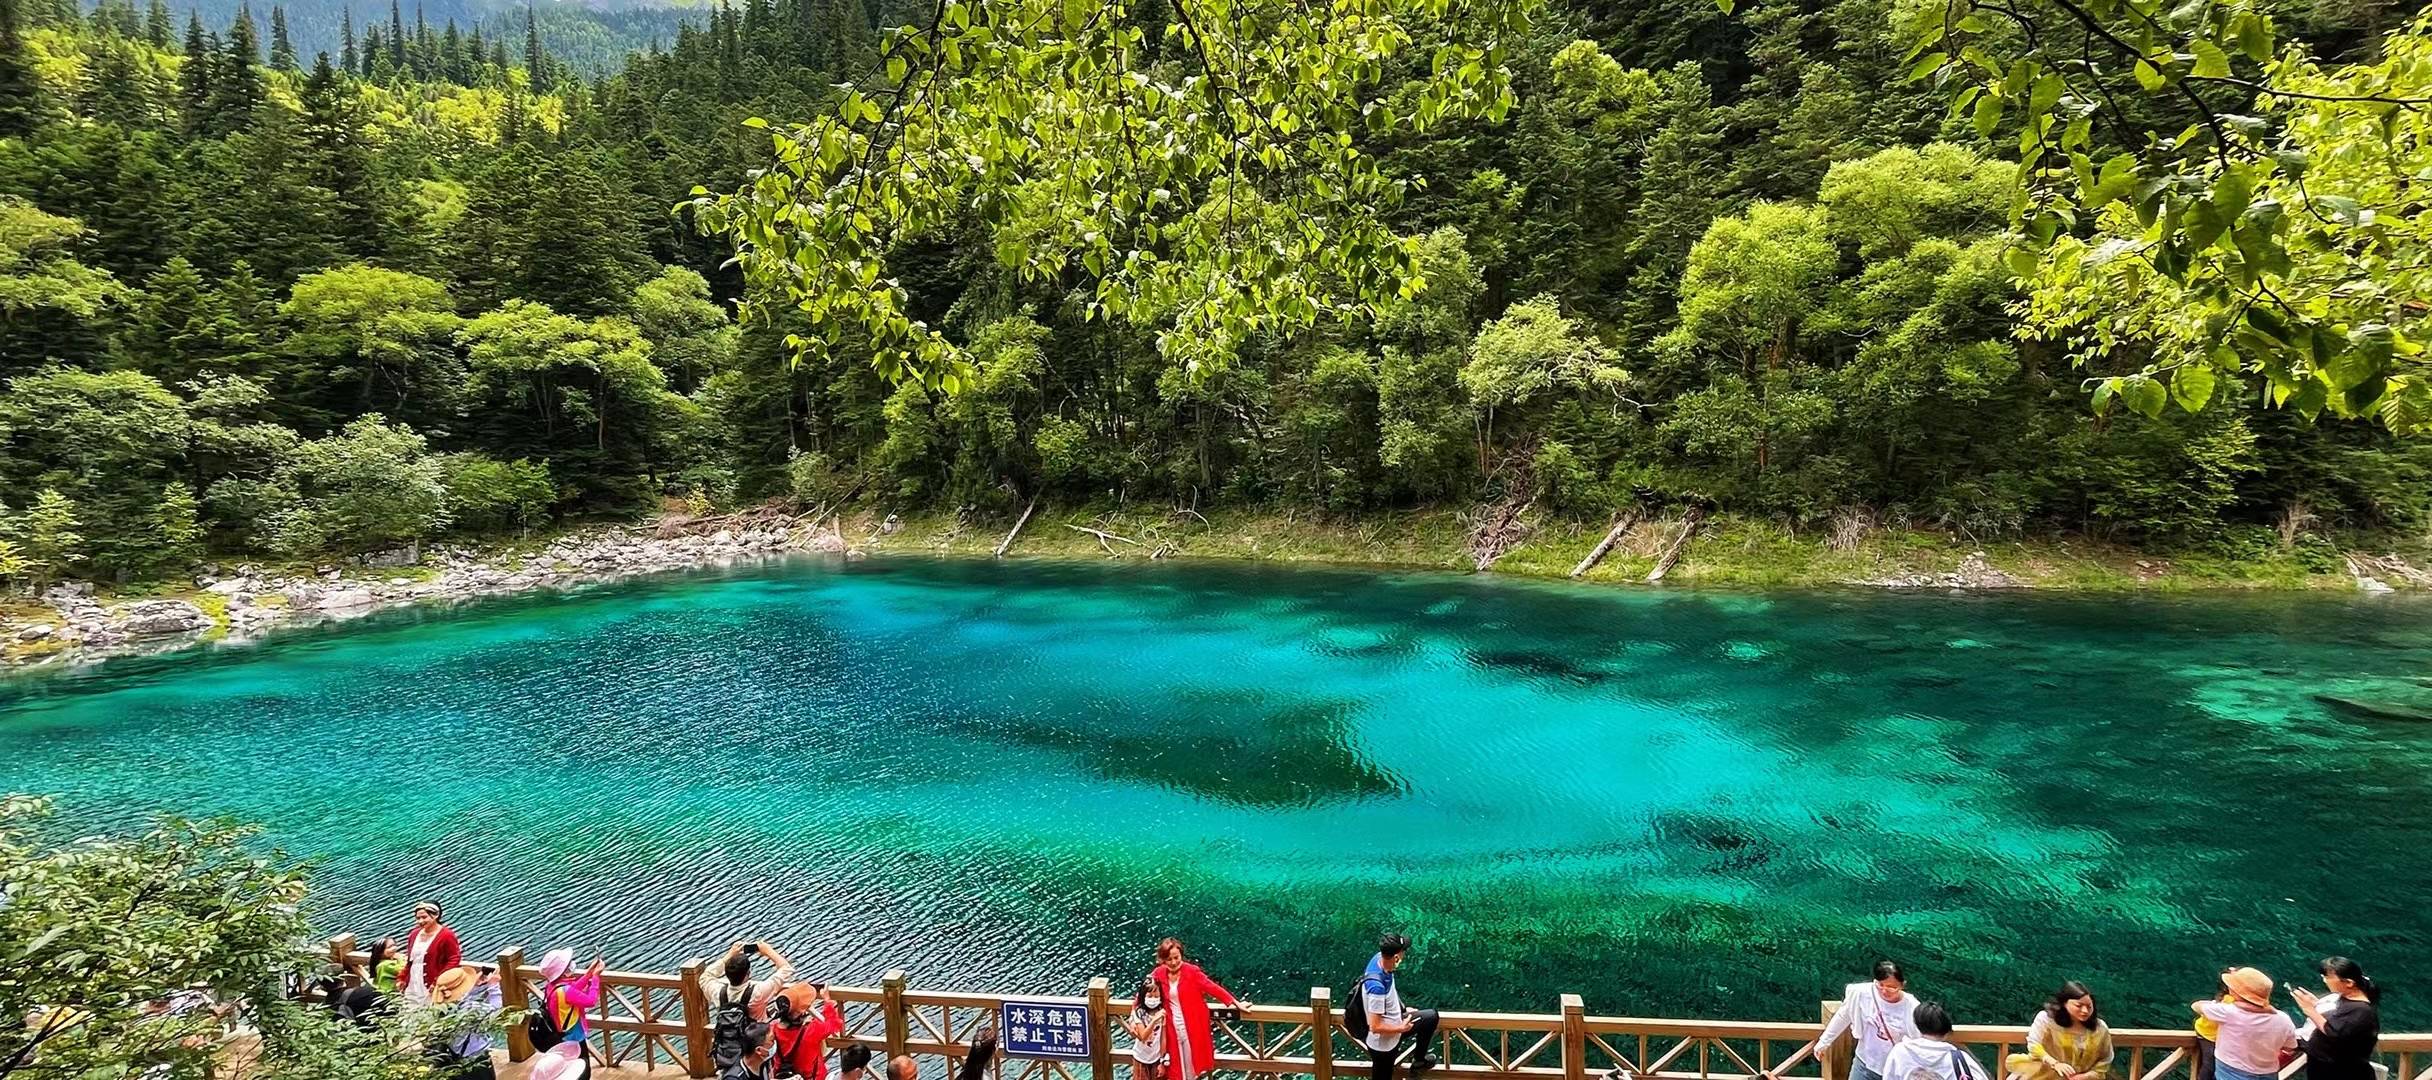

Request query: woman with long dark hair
[
  {"left": 2005, "top": 983, "right": 2113, "bottom": 1080},
  {"left": 2293, "top": 957, "right": 2382, "bottom": 1080}
]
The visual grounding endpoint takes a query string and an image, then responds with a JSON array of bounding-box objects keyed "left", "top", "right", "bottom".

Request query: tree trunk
[
  {"left": 1646, "top": 506, "right": 1707, "bottom": 583},
  {"left": 1569, "top": 509, "right": 1641, "bottom": 578}
]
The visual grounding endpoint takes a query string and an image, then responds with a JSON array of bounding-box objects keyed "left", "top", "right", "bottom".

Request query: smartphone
[{"left": 746, "top": 943, "right": 763, "bottom": 956}]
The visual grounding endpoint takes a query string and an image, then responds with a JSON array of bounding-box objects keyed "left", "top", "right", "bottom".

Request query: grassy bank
[{"left": 861, "top": 504, "right": 2403, "bottom": 591}]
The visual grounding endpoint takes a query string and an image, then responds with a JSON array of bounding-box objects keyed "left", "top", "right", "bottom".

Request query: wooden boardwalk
[{"left": 326, "top": 938, "right": 2432, "bottom": 1080}]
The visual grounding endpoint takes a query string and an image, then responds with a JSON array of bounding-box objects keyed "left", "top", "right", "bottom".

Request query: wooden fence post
[
  {"left": 1562, "top": 994, "right": 1587, "bottom": 1080},
  {"left": 327, "top": 933, "right": 356, "bottom": 969},
  {"left": 883, "top": 970, "right": 911, "bottom": 1062},
  {"left": 681, "top": 958, "right": 712, "bottom": 1078},
  {"left": 1311, "top": 987, "right": 1334, "bottom": 1080},
  {"left": 1088, "top": 978, "right": 1116, "bottom": 1080},
  {"left": 500, "top": 948, "right": 532, "bottom": 1062}
]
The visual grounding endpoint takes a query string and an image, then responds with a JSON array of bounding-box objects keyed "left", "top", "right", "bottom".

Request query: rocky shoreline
[{"left": 4, "top": 523, "right": 843, "bottom": 670}]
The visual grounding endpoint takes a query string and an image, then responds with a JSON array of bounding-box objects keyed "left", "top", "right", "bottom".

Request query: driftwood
[
  {"left": 1569, "top": 509, "right": 1642, "bottom": 579},
  {"left": 653, "top": 501, "right": 805, "bottom": 539},
  {"left": 1469, "top": 494, "right": 1537, "bottom": 571},
  {"left": 1064, "top": 523, "right": 1141, "bottom": 556},
  {"left": 995, "top": 496, "right": 1039, "bottom": 558},
  {"left": 1645, "top": 507, "right": 1707, "bottom": 583}
]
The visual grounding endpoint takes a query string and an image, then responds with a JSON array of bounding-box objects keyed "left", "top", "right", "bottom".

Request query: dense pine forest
[{"left": 1, "top": 0, "right": 2427, "bottom": 586}]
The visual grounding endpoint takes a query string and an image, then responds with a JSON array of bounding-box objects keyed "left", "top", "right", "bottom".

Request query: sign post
[{"left": 1000, "top": 999, "right": 1093, "bottom": 1061}]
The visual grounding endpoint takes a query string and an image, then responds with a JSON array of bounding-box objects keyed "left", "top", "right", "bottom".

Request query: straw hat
[
  {"left": 537, "top": 948, "right": 575, "bottom": 982},
  {"left": 2224, "top": 967, "right": 2274, "bottom": 1007},
  {"left": 431, "top": 966, "right": 480, "bottom": 1006}
]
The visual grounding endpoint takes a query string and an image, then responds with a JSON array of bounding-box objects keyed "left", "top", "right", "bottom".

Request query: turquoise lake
[{"left": 3, "top": 557, "right": 2429, "bottom": 1029}]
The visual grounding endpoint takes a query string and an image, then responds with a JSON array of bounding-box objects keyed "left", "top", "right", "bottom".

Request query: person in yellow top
[
  {"left": 2193, "top": 970, "right": 2237, "bottom": 1080},
  {"left": 2005, "top": 983, "right": 2113, "bottom": 1080}
]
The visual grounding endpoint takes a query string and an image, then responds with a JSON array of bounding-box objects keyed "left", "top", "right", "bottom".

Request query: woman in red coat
[
  {"left": 1154, "top": 938, "right": 1246, "bottom": 1080},
  {"left": 398, "top": 900, "right": 462, "bottom": 1004}
]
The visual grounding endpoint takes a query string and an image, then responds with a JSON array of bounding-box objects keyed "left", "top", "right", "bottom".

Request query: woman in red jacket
[
  {"left": 1153, "top": 939, "right": 1247, "bottom": 1080},
  {"left": 398, "top": 900, "right": 462, "bottom": 1004},
  {"left": 772, "top": 983, "right": 848, "bottom": 1080}
]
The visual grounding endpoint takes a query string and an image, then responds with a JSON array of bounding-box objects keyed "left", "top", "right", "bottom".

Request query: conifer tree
[
  {"left": 522, "top": 6, "right": 546, "bottom": 92},
  {"left": 339, "top": 8, "right": 357, "bottom": 73},
  {"left": 385, "top": 0, "right": 403, "bottom": 68},
  {"left": 205, "top": 7, "right": 263, "bottom": 133},
  {"left": 143, "top": 0, "right": 168, "bottom": 47},
  {"left": 268, "top": 6, "right": 295, "bottom": 70},
  {"left": 176, "top": 14, "right": 215, "bottom": 134},
  {"left": 0, "top": 0, "right": 37, "bottom": 139}
]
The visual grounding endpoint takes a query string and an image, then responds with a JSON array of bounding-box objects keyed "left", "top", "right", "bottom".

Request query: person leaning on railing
[
  {"left": 1358, "top": 933, "right": 1441, "bottom": 1080},
  {"left": 1807, "top": 961, "right": 1921, "bottom": 1080},
  {"left": 2003, "top": 982, "right": 2113, "bottom": 1080},
  {"left": 2192, "top": 968, "right": 2298, "bottom": 1080}
]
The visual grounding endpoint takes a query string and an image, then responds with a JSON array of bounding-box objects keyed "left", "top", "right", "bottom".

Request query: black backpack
[
  {"left": 711, "top": 983, "right": 770, "bottom": 1080},
  {"left": 525, "top": 979, "right": 568, "bottom": 1050},
  {"left": 1343, "top": 981, "right": 1369, "bottom": 1041}
]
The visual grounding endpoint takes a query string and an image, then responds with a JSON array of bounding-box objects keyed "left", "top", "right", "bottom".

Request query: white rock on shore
[{"left": 3, "top": 521, "right": 835, "bottom": 668}]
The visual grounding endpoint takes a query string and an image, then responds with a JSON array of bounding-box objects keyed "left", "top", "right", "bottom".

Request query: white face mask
[{"left": 1143, "top": 997, "right": 1163, "bottom": 1011}]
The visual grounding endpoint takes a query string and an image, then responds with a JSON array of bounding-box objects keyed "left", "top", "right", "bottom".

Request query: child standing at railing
[{"left": 1126, "top": 977, "right": 1168, "bottom": 1080}]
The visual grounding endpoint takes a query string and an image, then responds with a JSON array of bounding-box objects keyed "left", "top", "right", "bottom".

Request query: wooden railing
[{"left": 320, "top": 938, "right": 2432, "bottom": 1080}]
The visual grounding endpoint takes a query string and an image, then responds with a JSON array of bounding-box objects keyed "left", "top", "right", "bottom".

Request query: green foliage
[
  {"left": 267, "top": 414, "right": 450, "bottom": 553},
  {"left": 691, "top": 0, "right": 1539, "bottom": 386},
  {"left": 0, "top": 795, "right": 313, "bottom": 1080},
  {"left": 438, "top": 452, "right": 554, "bottom": 535},
  {"left": 1902, "top": 0, "right": 2432, "bottom": 433},
  {"left": 0, "top": 368, "right": 190, "bottom": 578},
  {"left": 15, "top": 488, "right": 86, "bottom": 582}
]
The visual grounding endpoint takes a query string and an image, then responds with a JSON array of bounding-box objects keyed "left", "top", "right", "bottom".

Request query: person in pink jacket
[
  {"left": 1153, "top": 938, "right": 1247, "bottom": 1080},
  {"left": 536, "top": 948, "right": 609, "bottom": 1054}
]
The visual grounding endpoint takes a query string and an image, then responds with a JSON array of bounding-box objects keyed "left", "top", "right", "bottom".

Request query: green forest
[{"left": 1, "top": 0, "right": 2428, "bottom": 587}]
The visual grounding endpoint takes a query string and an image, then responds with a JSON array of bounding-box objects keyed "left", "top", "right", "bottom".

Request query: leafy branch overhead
[
  {"left": 1826, "top": 0, "right": 2432, "bottom": 432},
  {"left": 690, "top": 0, "right": 1537, "bottom": 390}
]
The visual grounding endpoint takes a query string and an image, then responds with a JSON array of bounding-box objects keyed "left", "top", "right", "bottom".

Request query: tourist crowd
[{"left": 312, "top": 905, "right": 2387, "bottom": 1080}]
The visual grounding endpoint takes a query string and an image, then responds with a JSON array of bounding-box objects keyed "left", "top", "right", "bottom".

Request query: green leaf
[
  {"left": 1907, "top": 51, "right": 1948, "bottom": 82},
  {"left": 2123, "top": 376, "right": 2168, "bottom": 418},
  {"left": 1714, "top": 0, "right": 1733, "bottom": 13},
  {"left": 1973, "top": 91, "right": 2005, "bottom": 137},
  {"left": 742, "top": 116, "right": 769, "bottom": 129},
  {"left": 2172, "top": 363, "right": 2217, "bottom": 411},
  {"left": 2190, "top": 39, "right": 2231, "bottom": 78},
  {"left": 2133, "top": 59, "right": 2167, "bottom": 92}
]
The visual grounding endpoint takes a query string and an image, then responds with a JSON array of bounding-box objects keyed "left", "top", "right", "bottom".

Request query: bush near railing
[{"left": 320, "top": 937, "right": 2431, "bottom": 1080}]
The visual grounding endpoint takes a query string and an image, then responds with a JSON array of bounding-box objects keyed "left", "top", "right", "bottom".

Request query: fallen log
[
  {"left": 1569, "top": 509, "right": 1641, "bottom": 579},
  {"left": 1064, "top": 523, "right": 1141, "bottom": 556},
  {"left": 1645, "top": 507, "right": 1707, "bottom": 583},
  {"left": 994, "top": 495, "right": 1039, "bottom": 558}
]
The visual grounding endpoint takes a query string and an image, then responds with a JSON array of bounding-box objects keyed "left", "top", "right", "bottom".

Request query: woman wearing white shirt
[
  {"left": 1812, "top": 961, "right": 1922, "bottom": 1080},
  {"left": 1880, "top": 1004, "right": 1991, "bottom": 1080}
]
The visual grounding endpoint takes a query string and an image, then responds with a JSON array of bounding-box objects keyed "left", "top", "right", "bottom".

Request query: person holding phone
[
  {"left": 2190, "top": 968, "right": 2295, "bottom": 1080},
  {"left": 536, "top": 948, "right": 610, "bottom": 1055},
  {"left": 2291, "top": 958, "right": 2381, "bottom": 1080},
  {"left": 771, "top": 981, "right": 845, "bottom": 1080}
]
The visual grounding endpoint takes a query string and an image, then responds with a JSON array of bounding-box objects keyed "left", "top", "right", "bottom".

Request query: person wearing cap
[
  {"left": 429, "top": 965, "right": 504, "bottom": 1080},
  {"left": 529, "top": 1041, "right": 592, "bottom": 1080},
  {"left": 400, "top": 901, "right": 463, "bottom": 1005},
  {"left": 2191, "top": 968, "right": 2297, "bottom": 1080},
  {"left": 536, "top": 948, "right": 609, "bottom": 1052}
]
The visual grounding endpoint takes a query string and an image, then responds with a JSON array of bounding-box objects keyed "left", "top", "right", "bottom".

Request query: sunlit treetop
[
  {"left": 1856, "top": 0, "right": 2432, "bottom": 433},
  {"left": 688, "top": 0, "right": 1538, "bottom": 392}
]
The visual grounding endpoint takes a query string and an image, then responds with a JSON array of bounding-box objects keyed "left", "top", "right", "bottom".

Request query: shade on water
[{"left": 2, "top": 557, "right": 2428, "bottom": 1029}]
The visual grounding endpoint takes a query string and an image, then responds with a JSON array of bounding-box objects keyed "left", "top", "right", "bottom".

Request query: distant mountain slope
[{"left": 94, "top": 0, "right": 703, "bottom": 78}]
